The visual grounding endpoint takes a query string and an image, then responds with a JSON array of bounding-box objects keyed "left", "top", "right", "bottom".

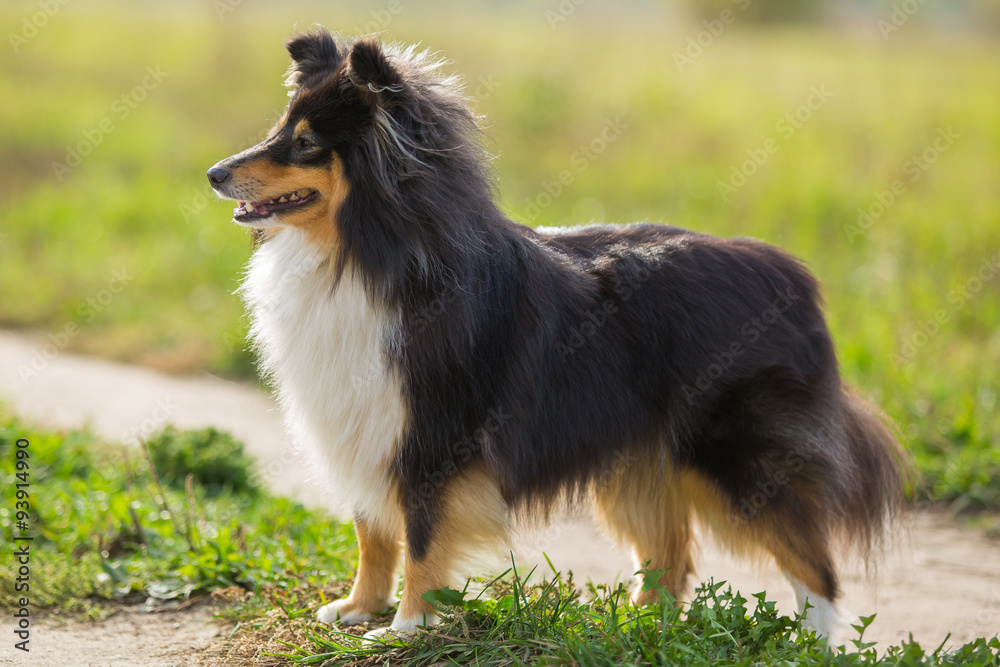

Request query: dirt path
[
  {"left": 0, "top": 602, "right": 222, "bottom": 666},
  {"left": 2, "top": 330, "right": 999, "bottom": 664}
]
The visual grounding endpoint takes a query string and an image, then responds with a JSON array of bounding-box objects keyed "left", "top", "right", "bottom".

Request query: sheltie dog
[{"left": 208, "top": 27, "right": 905, "bottom": 639}]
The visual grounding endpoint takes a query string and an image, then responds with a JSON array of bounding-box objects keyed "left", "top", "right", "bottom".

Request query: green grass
[
  {"left": 3, "top": 411, "right": 997, "bottom": 665},
  {"left": 240, "top": 570, "right": 1000, "bottom": 666},
  {"left": 286, "top": 575, "right": 1000, "bottom": 667},
  {"left": 0, "top": 407, "right": 356, "bottom": 619}
]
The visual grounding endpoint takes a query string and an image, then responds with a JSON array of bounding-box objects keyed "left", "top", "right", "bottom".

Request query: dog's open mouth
[{"left": 234, "top": 189, "right": 318, "bottom": 221}]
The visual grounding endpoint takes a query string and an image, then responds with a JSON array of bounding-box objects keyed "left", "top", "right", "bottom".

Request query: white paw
[
  {"left": 362, "top": 625, "right": 404, "bottom": 641},
  {"left": 800, "top": 597, "right": 842, "bottom": 641},
  {"left": 362, "top": 611, "right": 441, "bottom": 639},
  {"left": 397, "top": 612, "right": 440, "bottom": 632},
  {"left": 316, "top": 598, "right": 375, "bottom": 626},
  {"left": 784, "top": 574, "right": 842, "bottom": 641}
]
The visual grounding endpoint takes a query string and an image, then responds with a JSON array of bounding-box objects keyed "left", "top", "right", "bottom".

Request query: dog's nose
[{"left": 207, "top": 166, "right": 231, "bottom": 186}]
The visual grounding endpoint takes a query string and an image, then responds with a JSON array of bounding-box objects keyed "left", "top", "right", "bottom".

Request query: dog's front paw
[
  {"left": 362, "top": 625, "right": 404, "bottom": 641},
  {"left": 361, "top": 610, "right": 441, "bottom": 640},
  {"left": 317, "top": 597, "right": 387, "bottom": 626},
  {"left": 365, "top": 613, "right": 441, "bottom": 641}
]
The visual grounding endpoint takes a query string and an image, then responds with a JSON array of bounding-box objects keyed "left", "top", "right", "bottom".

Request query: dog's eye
[{"left": 293, "top": 136, "right": 313, "bottom": 150}]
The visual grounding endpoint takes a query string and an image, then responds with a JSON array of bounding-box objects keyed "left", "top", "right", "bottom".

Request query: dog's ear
[
  {"left": 285, "top": 28, "right": 340, "bottom": 87},
  {"left": 347, "top": 37, "right": 404, "bottom": 105}
]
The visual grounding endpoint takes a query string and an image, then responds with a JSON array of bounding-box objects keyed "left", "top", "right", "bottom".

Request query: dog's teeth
[
  {"left": 278, "top": 196, "right": 287, "bottom": 203},
  {"left": 245, "top": 202, "right": 255, "bottom": 212}
]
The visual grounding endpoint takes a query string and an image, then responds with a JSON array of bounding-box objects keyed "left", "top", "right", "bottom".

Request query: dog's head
[{"left": 208, "top": 28, "right": 479, "bottom": 248}]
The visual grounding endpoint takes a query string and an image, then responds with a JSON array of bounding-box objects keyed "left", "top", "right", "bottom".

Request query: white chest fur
[{"left": 241, "top": 229, "right": 407, "bottom": 534}]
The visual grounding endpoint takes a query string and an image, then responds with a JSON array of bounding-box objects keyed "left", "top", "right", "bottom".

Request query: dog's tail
[{"left": 835, "top": 386, "right": 910, "bottom": 559}]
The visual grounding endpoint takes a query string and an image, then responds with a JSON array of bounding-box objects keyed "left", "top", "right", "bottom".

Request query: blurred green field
[{"left": 1, "top": 2, "right": 999, "bottom": 508}]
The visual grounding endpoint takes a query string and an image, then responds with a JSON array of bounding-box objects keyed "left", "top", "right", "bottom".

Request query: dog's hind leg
[
  {"left": 317, "top": 516, "right": 402, "bottom": 626},
  {"left": 593, "top": 457, "right": 695, "bottom": 605},
  {"left": 366, "top": 465, "right": 508, "bottom": 638},
  {"left": 785, "top": 570, "right": 840, "bottom": 639},
  {"left": 755, "top": 512, "right": 841, "bottom": 638},
  {"left": 681, "top": 467, "right": 842, "bottom": 638},
  {"left": 685, "top": 459, "right": 843, "bottom": 638}
]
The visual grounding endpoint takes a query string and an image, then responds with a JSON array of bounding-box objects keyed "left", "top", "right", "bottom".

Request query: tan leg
[
  {"left": 760, "top": 514, "right": 840, "bottom": 638},
  {"left": 367, "top": 465, "right": 508, "bottom": 637},
  {"left": 317, "top": 517, "right": 401, "bottom": 626},
  {"left": 391, "top": 540, "right": 452, "bottom": 630},
  {"left": 594, "top": 456, "right": 694, "bottom": 605},
  {"left": 681, "top": 469, "right": 842, "bottom": 638},
  {"left": 630, "top": 517, "right": 694, "bottom": 606}
]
